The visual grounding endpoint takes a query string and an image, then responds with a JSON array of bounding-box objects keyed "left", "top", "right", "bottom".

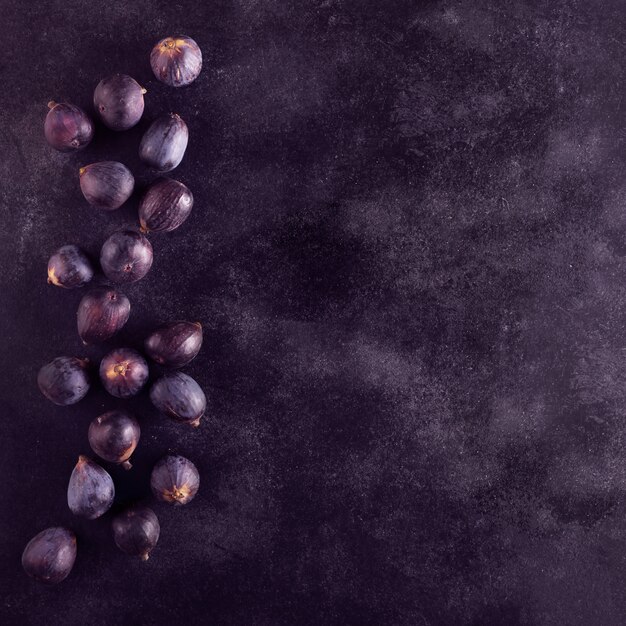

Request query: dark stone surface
[{"left": 1, "top": 1, "right": 625, "bottom": 624}]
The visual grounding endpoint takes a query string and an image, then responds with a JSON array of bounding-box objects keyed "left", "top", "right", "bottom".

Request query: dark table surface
[{"left": 1, "top": 1, "right": 625, "bottom": 624}]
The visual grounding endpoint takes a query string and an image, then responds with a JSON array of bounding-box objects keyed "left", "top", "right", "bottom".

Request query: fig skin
[
  {"left": 139, "top": 113, "right": 189, "bottom": 173},
  {"left": 37, "top": 356, "right": 90, "bottom": 406},
  {"left": 22, "top": 527, "right": 77, "bottom": 584},
  {"left": 44, "top": 101, "right": 94, "bottom": 152},
  {"left": 138, "top": 178, "right": 193, "bottom": 233},
  {"left": 47, "top": 245, "right": 94, "bottom": 289},
  {"left": 151, "top": 455, "right": 199, "bottom": 505},
  {"left": 144, "top": 321, "right": 203, "bottom": 368},
  {"left": 77, "top": 288, "right": 130, "bottom": 345},
  {"left": 79, "top": 161, "right": 135, "bottom": 211},
  {"left": 67, "top": 455, "right": 115, "bottom": 519},
  {"left": 150, "top": 35, "right": 202, "bottom": 87},
  {"left": 94, "top": 74, "right": 146, "bottom": 131},
  {"left": 150, "top": 372, "right": 206, "bottom": 427},
  {"left": 112, "top": 505, "right": 160, "bottom": 560},
  {"left": 88, "top": 410, "right": 141, "bottom": 469},
  {"left": 99, "top": 348, "right": 149, "bottom": 399},
  {"left": 100, "top": 230, "right": 153, "bottom": 284}
]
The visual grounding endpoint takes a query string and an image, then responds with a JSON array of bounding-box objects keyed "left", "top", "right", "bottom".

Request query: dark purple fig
[
  {"left": 139, "top": 113, "right": 188, "bottom": 172},
  {"left": 22, "top": 527, "right": 77, "bottom": 584},
  {"left": 138, "top": 178, "right": 193, "bottom": 233},
  {"left": 93, "top": 74, "right": 146, "bottom": 131},
  {"left": 37, "top": 356, "right": 90, "bottom": 405},
  {"left": 88, "top": 410, "right": 141, "bottom": 469},
  {"left": 79, "top": 161, "right": 135, "bottom": 210},
  {"left": 150, "top": 36, "right": 202, "bottom": 87},
  {"left": 47, "top": 245, "right": 93, "bottom": 289},
  {"left": 145, "top": 321, "right": 203, "bottom": 368},
  {"left": 149, "top": 372, "right": 206, "bottom": 427},
  {"left": 77, "top": 288, "right": 130, "bottom": 344},
  {"left": 99, "top": 348, "right": 149, "bottom": 399},
  {"left": 44, "top": 101, "right": 94, "bottom": 152},
  {"left": 100, "top": 230, "right": 153, "bottom": 284},
  {"left": 151, "top": 455, "right": 199, "bottom": 505},
  {"left": 67, "top": 456, "right": 115, "bottom": 519},
  {"left": 112, "top": 505, "right": 160, "bottom": 560}
]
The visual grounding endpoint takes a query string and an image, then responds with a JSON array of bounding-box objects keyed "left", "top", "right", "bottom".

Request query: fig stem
[
  {"left": 140, "top": 552, "right": 150, "bottom": 561},
  {"left": 141, "top": 88, "right": 147, "bottom": 94},
  {"left": 190, "top": 418, "right": 201, "bottom": 428},
  {"left": 79, "top": 167, "right": 86, "bottom": 176},
  {"left": 47, "top": 100, "right": 57, "bottom": 109},
  {"left": 121, "top": 460, "right": 132, "bottom": 471}
]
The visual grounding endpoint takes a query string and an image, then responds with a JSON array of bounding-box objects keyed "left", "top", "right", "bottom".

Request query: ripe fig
[
  {"left": 77, "top": 288, "right": 130, "bottom": 344},
  {"left": 22, "top": 527, "right": 77, "bottom": 584},
  {"left": 38, "top": 356, "right": 90, "bottom": 405},
  {"left": 151, "top": 455, "right": 199, "bottom": 505},
  {"left": 79, "top": 161, "right": 135, "bottom": 210},
  {"left": 145, "top": 321, "right": 203, "bottom": 368},
  {"left": 112, "top": 505, "right": 160, "bottom": 560},
  {"left": 88, "top": 410, "right": 141, "bottom": 469},
  {"left": 47, "top": 245, "right": 93, "bottom": 289},
  {"left": 138, "top": 178, "right": 193, "bottom": 233},
  {"left": 150, "top": 35, "right": 202, "bottom": 87},
  {"left": 138, "top": 113, "right": 188, "bottom": 172},
  {"left": 67, "top": 456, "right": 115, "bottom": 519},
  {"left": 150, "top": 372, "right": 206, "bottom": 427},
  {"left": 99, "top": 348, "right": 149, "bottom": 398},
  {"left": 100, "top": 230, "right": 153, "bottom": 284},
  {"left": 94, "top": 74, "right": 146, "bottom": 131},
  {"left": 44, "top": 101, "right": 94, "bottom": 152}
]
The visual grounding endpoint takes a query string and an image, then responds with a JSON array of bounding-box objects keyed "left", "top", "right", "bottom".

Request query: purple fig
[
  {"left": 37, "top": 356, "right": 90, "bottom": 405},
  {"left": 47, "top": 245, "right": 93, "bottom": 289},
  {"left": 88, "top": 410, "right": 140, "bottom": 469},
  {"left": 77, "top": 288, "right": 130, "bottom": 344},
  {"left": 44, "top": 101, "right": 93, "bottom": 152},
  {"left": 150, "top": 36, "right": 202, "bottom": 87},
  {"left": 151, "top": 455, "right": 199, "bottom": 505},
  {"left": 22, "top": 527, "right": 77, "bottom": 584},
  {"left": 112, "top": 506, "right": 160, "bottom": 560},
  {"left": 144, "top": 321, "right": 202, "bottom": 368},
  {"left": 138, "top": 178, "right": 193, "bottom": 233},
  {"left": 99, "top": 348, "right": 149, "bottom": 398},
  {"left": 94, "top": 74, "right": 146, "bottom": 131},
  {"left": 79, "top": 162, "right": 135, "bottom": 210},
  {"left": 67, "top": 456, "right": 115, "bottom": 519}
]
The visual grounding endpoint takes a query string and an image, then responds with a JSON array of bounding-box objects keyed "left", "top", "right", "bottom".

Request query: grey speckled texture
[{"left": 1, "top": 1, "right": 625, "bottom": 624}]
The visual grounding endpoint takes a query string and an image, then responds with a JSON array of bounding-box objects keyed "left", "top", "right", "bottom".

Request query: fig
[
  {"left": 88, "top": 410, "right": 141, "bottom": 469},
  {"left": 150, "top": 35, "right": 202, "bottom": 87},
  {"left": 138, "top": 178, "right": 193, "bottom": 233},
  {"left": 112, "top": 505, "right": 160, "bottom": 560},
  {"left": 150, "top": 372, "right": 206, "bottom": 427},
  {"left": 37, "top": 356, "right": 90, "bottom": 405},
  {"left": 67, "top": 456, "right": 115, "bottom": 519},
  {"left": 22, "top": 527, "right": 77, "bottom": 584},
  {"left": 47, "top": 245, "right": 93, "bottom": 289},
  {"left": 100, "top": 230, "right": 153, "bottom": 284},
  {"left": 99, "top": 347, "right": 149, "bottom": 398},
  {"left": 151, "top": 455, "right": 199, "bottom": 505},
  {"left": 93, "top": 74, "right": 146, "bottom": 131},
  {"left": 145, "top": 321, "right": 203, "bottom": 368},
  {"left": 138, "top": 113, "right": 188, "bottom": 172},
  {"left": 44, "top": 101, "right": 94, "bottom": 152},
  {"left": 79, "top": 161, "right": 135, "bottom": 210},
  {"left": 77, "top": 288, "right": 130, "bottom": 344}
]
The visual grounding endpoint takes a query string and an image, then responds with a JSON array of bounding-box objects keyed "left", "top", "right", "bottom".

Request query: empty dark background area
[{"left": 1, "top": 0, "right": 625, "bottom": 624}]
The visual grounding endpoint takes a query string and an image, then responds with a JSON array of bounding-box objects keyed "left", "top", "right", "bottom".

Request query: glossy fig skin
[
  {"left": 47, "top": 245, "right": 94, "bottom": 289},
  {"left": 139, "top": 113, "right": 188, "bottom": 172},
  {"left": 99, "top": 348, "right": 149, "bottom": 399},
  {"left": 77, "top": 288, "right": 130, "bottom": 344},
  {"left": 100, "top": 231, "right": 153, "bottom": 284},
  {"left": 44, "top": 101, "right": 94, "bottom": 152},
  {"left": 22, "top": 527, "right": 77, "bottom": 584},
  {"left": 38, "top": 356, "right": 90, "bottom": 405},
  {"left": 150, "top": 372, "right": 206, "bottom": 427},
  {"left": 79, "top": 162, "right": 135, "bottom": 210},
  {"left": 138, "top": 178, "right": 193, "bottom": 233},
  {"left": 145, "top": 321, "right": 203, "bottom": 368},
  {"left": 112, "top": 506, "right": 160, "bottom": 560},
  {"left": 151, "top": 455, "right": 199, "bottom": 505},
  {"left": 88, "top": 410, "right": 141, "bottom": 469},
  {"left": 150, "top": 36, "right": 202, "bottom": 87},
  {"left": 67, "top": 456, "right": 115, "bottom": 519},
  {"left": 94, "top": 74, "right": 146, "bottom": 131}
]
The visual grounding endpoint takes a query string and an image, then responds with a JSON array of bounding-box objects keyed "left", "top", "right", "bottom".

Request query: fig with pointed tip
[
  {"left": 138, "top": 178, "right": 193, "bottom": 233},
  {"left": 38, "top": 356, "right": 90, "bottom": 405},
  {"left": 44, "top": 101, "right": 94, "bottom": 152},
  {"left": 150, "top": 372, "right": 206, "bottom": 427},
  {"left": 47, "top": 245, "right": 93, "bottom": 289},
  {"left": 139, "top": 113, "right": 188, "bottom": 172},
  {"left": 79, "top": 161, "right": 135, "bottom": 210},
  {"left": 145, "top": 321, "right": 203, "bottom": 368},
  {"left": 88, "top": 410, "right": 141, "bottom": 469},
  {"left": 22, "top": 527, "right": 77, "bottom": 584},
  {"left": 100, "top": 230, "right": 153, "bottom": 284},
  {"left": 151, "top": 455, "right": 199, "bottom": 505},
  {"left": 99, "top": 348, "right": 149, "bottom": 398},
  {"left": 94, "top": 74, "right": 146, "bottom": 131},
  {"left": 77, "top": 288, "right": 130, "bottom": 344},
  {"left": 150, "top": 35, "right": 202, "bottom": 87},
  {"left": 67, "top": 456, "right": 115, "bottom": 519},
  {"left": 112, "top": 506, "right": 160, "bottom": 559}
]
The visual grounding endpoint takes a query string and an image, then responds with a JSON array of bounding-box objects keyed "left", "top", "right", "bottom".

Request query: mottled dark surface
[{"left": 1, "top": 1, "right": 625, "bottom": 624}]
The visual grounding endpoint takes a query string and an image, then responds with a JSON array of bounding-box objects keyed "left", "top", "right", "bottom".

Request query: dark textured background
[{"left": 1, "top": 1, "right": 625, "bottom": 624}]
